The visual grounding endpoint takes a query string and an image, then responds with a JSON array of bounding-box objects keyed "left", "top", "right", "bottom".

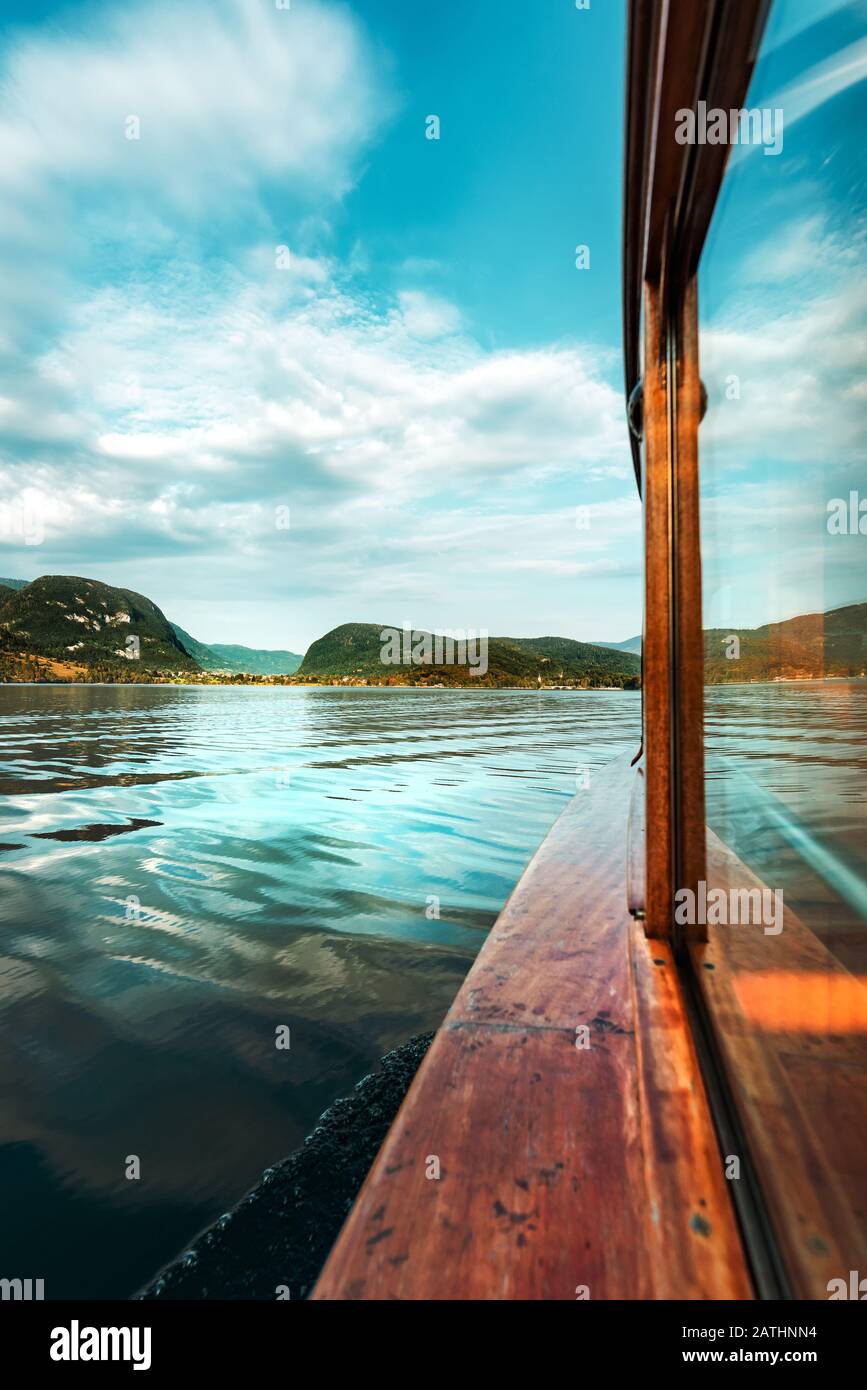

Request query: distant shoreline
[
  {"left": 0, "top": 679, "right": 641, "bottom": 692},
  {"left": 1, "top": 675, "right": 862, "bottom": 691}
]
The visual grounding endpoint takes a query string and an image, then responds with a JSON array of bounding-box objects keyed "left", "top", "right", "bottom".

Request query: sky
[
  {"left": 0, "top": 0, "right": 863, "bottom": 651},
  {"left": 698, "top": 0, "right": 867, "bottom": 630}
]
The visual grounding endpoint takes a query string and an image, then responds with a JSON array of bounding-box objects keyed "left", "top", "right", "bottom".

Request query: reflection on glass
[{"left": 698, "top": 0, "right": 867, "bottom": 969}]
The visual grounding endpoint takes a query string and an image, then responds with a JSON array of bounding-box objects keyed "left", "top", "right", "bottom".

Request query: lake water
[
  {"left": 0, "top": 684, "right": 639, "bottom": 1297},
  {"left": 0, "top": 681, "right": 863, "bottom": 1298}
]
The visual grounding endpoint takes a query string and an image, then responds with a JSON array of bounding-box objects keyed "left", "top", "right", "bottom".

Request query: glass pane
[{"left": 699, "top": 0, "right": 867, "bottom": 972}]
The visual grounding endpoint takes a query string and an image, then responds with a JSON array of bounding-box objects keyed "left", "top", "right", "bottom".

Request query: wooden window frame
[
  {"left": 623, "top": 0, "right": 769, "bottom": 935},
  {"left": 626, "top": 0, "right": 867, "bottom": 1299}
]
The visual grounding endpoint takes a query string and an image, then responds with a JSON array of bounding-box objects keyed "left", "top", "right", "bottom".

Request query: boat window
[
  {"left": 699, "top": 0, "right": 867, "bottom": 969},
  {"left": 693, "top": 0, "right": 867, "bottom": 1296}
]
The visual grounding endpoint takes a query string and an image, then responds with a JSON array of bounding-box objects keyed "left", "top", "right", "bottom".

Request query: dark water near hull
[{"left": 0, "top": 685, "right": 639, "bottom": 1297}]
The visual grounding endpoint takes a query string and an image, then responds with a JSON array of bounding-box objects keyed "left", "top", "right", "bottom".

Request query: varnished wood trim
[
  {"left": 623, "top": 1, "right": 771, "bottom": 483},
  {"left": 642, "top": 280, "right": 673, "bottom": 938},
  {"left": 673, "top": 0, "right": 772, "bottom": 274},
  {"left": 672, "top": 276, "right": 707, "bottom": 937},
  {"left": 622, "top": 0, "right": 663, "bottom": 493},
  {"left": 644, "top": 0, "right": 713, "bottom": 282},
  {"left": 629, "top": 924, "right": 751, "bottom": 1298},
  {"left": 312, "top": 756, "right": 750, "bottom": 1300}
]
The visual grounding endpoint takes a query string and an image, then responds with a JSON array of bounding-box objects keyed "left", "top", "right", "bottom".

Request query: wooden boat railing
[{"left": 312, "top": 754, "right": 751, "bottom": 1300}]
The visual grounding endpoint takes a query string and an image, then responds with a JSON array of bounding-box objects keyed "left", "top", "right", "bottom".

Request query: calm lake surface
[
  {"left": 0, "top": 684, "right": 638, "bottom": 1297},
  {"left": 0, "top": 681, "right": 863, "bottom": 1297}
]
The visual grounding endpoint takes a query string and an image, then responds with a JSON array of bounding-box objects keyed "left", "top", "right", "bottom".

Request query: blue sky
[{"left": 0, "top": 0, "right": 863, "bottom": 651}]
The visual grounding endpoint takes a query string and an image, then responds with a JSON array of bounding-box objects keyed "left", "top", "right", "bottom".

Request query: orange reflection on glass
[{"left": 733, "top": 971, "right": 867, "bottom": 1033}]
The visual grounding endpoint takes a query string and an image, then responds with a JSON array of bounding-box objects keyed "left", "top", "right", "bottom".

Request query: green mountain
[
  {"left": 299, "top": 623, "right": 641, "bottom": 686},
  {"left": 704, "top": 602, "right": 867, "bottom": 682},
  {"left": 208, "top": 643, "right": 302, "bottom": 676},
  {"left": 597, "top": 635, "right": 642, "bottom": 655},
  {"left": 300, "top": 623, "right": 392, "bottom": 676},
  {"left": 170, "top": 623, "right": 301, "bottom": 676},
  {"left": 505, "top": 635, "right": 641, "bottom": 674},
  {"left": 0, "top": 576, "right": 198, "bottom": 671},
  {"left": 0, "top": 581, "right": 300, "bottom": 677},
  {"left": 170, "top": 623, "right": 219, "bottom": 669}
]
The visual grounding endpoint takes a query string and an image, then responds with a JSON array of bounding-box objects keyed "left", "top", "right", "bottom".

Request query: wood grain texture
[
  {"left": 672, "top": 276, "right": 707, "bottom": 937},
  {"left": 622, "top": 0, "right": 664, "bottom": 493},
  {"left": 312, "top": 754, "right": 750, "bottom": 1300},
  {"left": 691, "top": 829, "right": 867, "bottom": 1298},
  {"left": 644, "top": 0, "right": 712, "bottom": 280},
  {"left": 673, "top": 0, "right": 772, "bottom": 275},
  {"left": 642, "top": 280, "right": 674, "bottom": 938},
  {"left": 629, "top": 929, "right": 748, "bottom": 1297}
]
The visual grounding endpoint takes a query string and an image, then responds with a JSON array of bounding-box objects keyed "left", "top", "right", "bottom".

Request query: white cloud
[
  {"left": 2, "top": 263, "right": 628, "bottom": 533},
  {"left": 702, "top": 219, "right": 867, "bottom": 468},
  {"left": 0, "top": 0, "right": 385, "bottom": 210},
  {"left": 0, "top": 0, "right": 390, "bottom": 362},
  {"left": 395, "top": 290, "right": 462, "bottom": 340}
]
